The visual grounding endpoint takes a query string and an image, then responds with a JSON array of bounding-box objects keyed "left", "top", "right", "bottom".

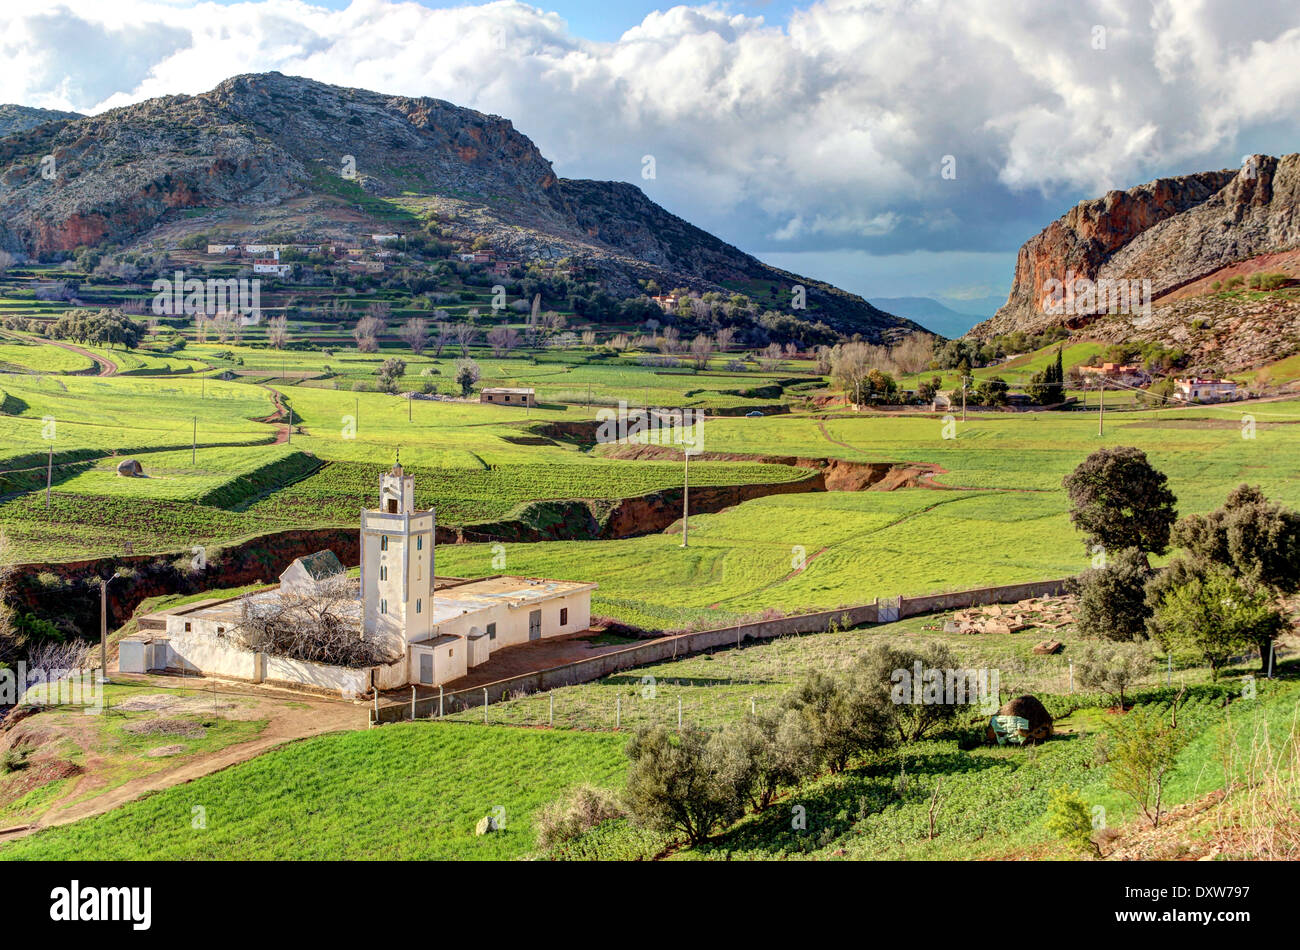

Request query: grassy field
[
  {"left": 6, "top": 615, "right": 1293, "bottom": 861},
  {"left": 0, "top": 725, "right": 626, "bottom": 860}
]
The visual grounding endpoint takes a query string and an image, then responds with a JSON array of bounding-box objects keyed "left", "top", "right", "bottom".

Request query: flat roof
[
  {"left": 481, "top": 387, "right": 534, "bottom": 394},
  {"left": 166, "top": 575, "right": 594, "bottom": 635}
]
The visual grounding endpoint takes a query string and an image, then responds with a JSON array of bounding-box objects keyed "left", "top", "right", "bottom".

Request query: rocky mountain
[
  {"left": 970, "top": 154, "right": 1300, "bottom": 370},
  {"left": 0, "top": 73, "right": 916, "bottom": 341},
  {"left": 0, "top": 105, "right": 82, "bottom": 139}
]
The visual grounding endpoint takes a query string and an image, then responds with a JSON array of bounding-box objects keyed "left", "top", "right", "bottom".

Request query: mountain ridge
[{"left": 0, "top": 72, "right": 918, "bottom": 341}]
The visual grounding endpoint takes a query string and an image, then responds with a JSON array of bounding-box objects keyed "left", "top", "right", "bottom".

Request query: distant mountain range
[
  {"left": 0, "top": 73, "right": 922, "bottom": 342},
  {"left": 868, "top": 296, "right": 1000, "bottom": 338}
]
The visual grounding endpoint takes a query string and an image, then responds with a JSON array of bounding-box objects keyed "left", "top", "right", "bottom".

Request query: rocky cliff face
[
  {"left": 0, "top": 105, "right": 82, "bottom": 139},
  {"left": 0, "top": 73, "right": 915, "bottom": 340},
  {"left": 972, "top": 155, "right": 1300, "bottom": 340}
]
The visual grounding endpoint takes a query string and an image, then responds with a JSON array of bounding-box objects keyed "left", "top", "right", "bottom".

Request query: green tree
[
  {"left": 1074, "top": 641, "right": 1153, "bottom": 708},
  {"left": 1173, "top": 485, "right": 1300, "bottom": 596},
  {"left": 623, "top": 724, "right": 744, "bottom": 845},
  {"left": 454, "top": 357, "right": 481, "bottom": 397},
  {"left": 855, "top": 641, "right": 984, "bottom": 741},
  {"left": 780, "top": 668, "right": 894, "bottom": 773},
  {"left": 715, "top": 710, "right": 814, "bottom": 811},
  {"left": 1071, "top": 547, "right": 1153, "bottom": 641},
  {"left": 1063, "top": 446, "right": 1178, "bottom": 557},
  {"left": 1146, "top": 561, "right": 1286, "bottom": 678}
]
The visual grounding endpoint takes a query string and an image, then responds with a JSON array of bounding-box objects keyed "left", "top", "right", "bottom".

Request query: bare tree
[
  {"left": 234, "top": 575, "right": 399, "bottom": 667},
  {"left": 660, "top": 325, "right": 680, "bottom": 354},
  {"left": 487, "top": 325, "right": 521, "bottom": 357},
  {"left": 0, "top": 250, "right": 14, "bottom": 275},
  {"left": 432, "top": 314, "right": 452, "bottom": 357},
  {"left": 581, "top": 329, "right": 597, "bottom": 348},
  {"left": 267, "top": 315, "right": 291, "bottom": 349},
  {"left": 353, "top": 315, "right": 385, "bottom": 353},
  {"left": 212, "top": 311, "right": 234, "bottom": 344},
  {"left": 829, "top": 341, "right": 874, "bottom": 405},
  {"left": 689, "top": 333, "right": 715, "bottom": 370},
  {"left": 453, "top": 322, "right": 478, "bottom": 357},
  {"left": 715, "top": 326, "right": 736, "bottom": 353},
  {"left": 759, "top": 342, "right": 784, "bottom": 372},
  {"left": 891, "top": 332, "right": 935, "bottom": 375},
  {"left": 399, "top": 316, "right": 429, "bottom": 355}
]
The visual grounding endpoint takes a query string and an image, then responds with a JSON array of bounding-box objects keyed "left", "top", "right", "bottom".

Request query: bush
[
  {"left": 1045, "top": 786, "right": 1099, "bottom": 856},
  {"left": 535, "top": 783, "right": 625, "bottom": 850},
  {"left": 1104, "top": 702, "right": 1189, "bottom": 828}
]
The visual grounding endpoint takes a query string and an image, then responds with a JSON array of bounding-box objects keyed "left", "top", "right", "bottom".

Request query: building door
[
  {"left": 528, "top": 610, "right": 542, "bottom": 641},
  {"left": 419, "top": 652, "right": 433, "bottom": 685}
]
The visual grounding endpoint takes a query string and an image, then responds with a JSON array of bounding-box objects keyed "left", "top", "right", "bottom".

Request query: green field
[{"left": 0, "top": 725, "right": 626, "bottom": 860}]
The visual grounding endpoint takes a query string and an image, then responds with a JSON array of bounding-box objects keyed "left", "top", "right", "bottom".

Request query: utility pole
[
  {"left": 192, "top": 416, "right": 197, "bottom": 464},
  {"left": 680, "top": 448, "right": 690, "bottom": 547},
  {"left": 408, "top": 392, "right": 412, "bottom": 422},
  {"left": 99, "top": 575, "right": 114, "bottom": 681},
  {"left": 1098, "top": 381, "right": 1105, "bottom": 437},
  {"left": 45, "top": 444, "right": 53, "bottom": 509},
  {"left": 961, "top": 377, "right": 969, "bottom": 422}
]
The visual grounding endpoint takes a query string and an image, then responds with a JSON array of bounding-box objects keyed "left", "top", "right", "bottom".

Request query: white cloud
[{"left": 2, "top": 0, "right": 1298, "bottom": 264}]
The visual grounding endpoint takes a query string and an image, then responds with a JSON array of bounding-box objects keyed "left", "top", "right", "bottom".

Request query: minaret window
[{"left": 381, "top": 536, "right": 388, "bottom": 552}]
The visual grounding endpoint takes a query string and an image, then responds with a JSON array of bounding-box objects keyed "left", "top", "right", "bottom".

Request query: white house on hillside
[{"left": 121, "top": 462, "right": 595, "bottom": 692}]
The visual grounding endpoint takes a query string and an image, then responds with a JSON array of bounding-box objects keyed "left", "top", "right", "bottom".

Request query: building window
[
  {"left": 216, "top": 626, "right": 225, "bottom": 638},
  {"left": 184, "top": 622, "right": 191, "bottom": 632},
  {"left": 560, "top": 607, "right": 569, "bottom": 626},
  {"left": 379, "top": 565, "right": 387, "bottom": 581},
  {"left": 381, "top": 535, "right": 388, "bottom": 551},
  {"left": 416, "top": 599, "right": 422, "bottom": 614},
  {"left": 380, "top": 599, "right": 387, "bottom": 615},
  {"left": 487, "top": 622, "right": 496, "bottom": 641},
  {"left": 416, "top": 536, "right": 423, "bottom": 551}
]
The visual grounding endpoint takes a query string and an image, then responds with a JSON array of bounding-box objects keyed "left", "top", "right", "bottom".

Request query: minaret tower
[{"left": 361, "top": 452, "right": 436, "bottom": 646}]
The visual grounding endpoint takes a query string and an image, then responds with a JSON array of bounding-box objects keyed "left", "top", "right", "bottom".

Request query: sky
[{"left": 5, "top": 0, "right": 1300, "bottom": 311}]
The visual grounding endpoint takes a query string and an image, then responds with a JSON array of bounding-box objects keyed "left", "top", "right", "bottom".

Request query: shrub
[
  {"left": 535, "top": 783, "right": 625, "bottom": 850},
  {"left": 855, "top": 640, "right": 985, "bottom": 741},
  {"left": 1045, "top": 786, "right": 1099, "bottom": 856},
  {"left": 1104, "top": 702, "right": 1189, "bottom": 828},
  {"left": 780, "top": 668, "right": 895, "bottom": 773}
]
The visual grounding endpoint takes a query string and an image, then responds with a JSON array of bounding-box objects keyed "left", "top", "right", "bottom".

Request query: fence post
[
  {"left": 411, "top": 685, "right": 416, "bottom": 721},
  {"left": 373, "top": 689, "right": 379, "bottom": 722},
  {"left": 616, "top": 695, "right": 621, "bottom": 729},
  {"left": 751, "top": 696, "right": 756, "bottom": 717},
  {"left": 439, "top": 685, "right": 444, "bottom": 718},
  {"left": 677, "top": 696, "right": 682, "bottom": 730},
  {"left": 483, "top": 687, "right": 489, "bottom": 724},
  {"left": 549, "top": 692, "right": 554, "bottom": 727},
  {"left": 1068, "top": 660, "right": 1074, "bottom": 693}
]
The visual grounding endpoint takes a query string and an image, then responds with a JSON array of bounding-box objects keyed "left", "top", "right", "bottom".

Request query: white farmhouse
[{"left": 121, "top": 462, "right": 595, "bottom": 692}]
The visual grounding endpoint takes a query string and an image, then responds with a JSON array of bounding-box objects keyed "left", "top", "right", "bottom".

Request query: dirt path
[
  {"left": 0, "top": 330, "right": 118, "bottom": 376},
  {"left": 0, "top": 677, "right": 363, "bottom": 841},
  {"left": 256, "top": 383, "right": 292, "bottom": 444}
]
